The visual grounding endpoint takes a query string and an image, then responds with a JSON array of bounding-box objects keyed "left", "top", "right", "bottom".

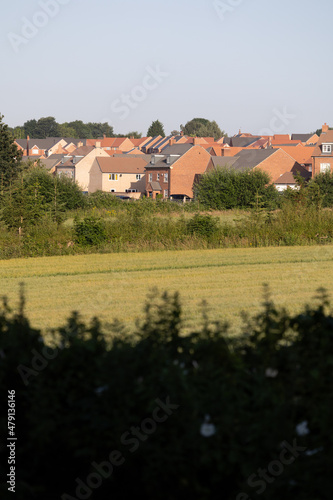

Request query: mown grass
[{"left": 1, "top": 245, "right": 333, "bottom": 336}]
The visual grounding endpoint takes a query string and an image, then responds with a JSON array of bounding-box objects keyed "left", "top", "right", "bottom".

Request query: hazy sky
[{"left": 1, "top": 0, "right": 332, "bottom": 136}]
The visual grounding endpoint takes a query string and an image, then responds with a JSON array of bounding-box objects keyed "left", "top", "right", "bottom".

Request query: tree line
[{"left": 9, "top": 116, "right": 226, "bottom": 140}]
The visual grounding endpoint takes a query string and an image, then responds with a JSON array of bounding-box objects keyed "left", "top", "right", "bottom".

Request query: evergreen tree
[
  {"left": 147, "top": 119, "right": 165, "bottom": 137},
  {"left": 0, "top": 114, "right": 23, "bottom": 188}
]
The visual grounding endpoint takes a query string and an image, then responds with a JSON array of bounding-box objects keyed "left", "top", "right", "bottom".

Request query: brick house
[
  {"left": 145, "top": 145, "right": 211, "bottom": 199},
  {"left": 206, "top": 148, "right": 303, "bottom": 183},
  {"left": 311, "top": 124, "right": 333, "bottom": 177}
]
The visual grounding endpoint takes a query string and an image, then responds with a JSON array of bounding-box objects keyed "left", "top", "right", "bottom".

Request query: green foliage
[
  {"left": 147, "top": 119, "right": 165, "bottom": 137},
  {"left": 16, "top": 117, "right": 114, "bottom": 139},
  {"left": 186, "top": 213, "right": 219, "bottom": 238},
  {"left": 0, "top": 114, "right": 23, "bottom": 187},
  {"left": 308, "top": 171, "right": 333, "bottom": 207},
  {"left": 181, "top": 118, "right": 225, "bottom": 140},
  {"left": 1, "top": 288, "right": 333, "bottom": 499},
  {"left": 73, "top": 216, "right": 107, "bottom": 246},
  {"left": 194, "top": 167, "right": 278, "bottom": 210},
  {"left": 0, "top": 168, "right": 86, "bottom": 230}
]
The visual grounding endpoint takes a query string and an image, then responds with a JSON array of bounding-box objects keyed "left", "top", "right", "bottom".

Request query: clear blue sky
[{"left": 1, "top": 0, "right": 332, "bottom": 136}]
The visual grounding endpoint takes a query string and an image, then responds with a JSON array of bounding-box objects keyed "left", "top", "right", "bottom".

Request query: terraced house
[{"left": 311, "top": 123, "right": 333, "bottom": 177}]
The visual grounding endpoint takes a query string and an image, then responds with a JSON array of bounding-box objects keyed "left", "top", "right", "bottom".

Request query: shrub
[
  {"left": 186, "top": 213, "right": 219, "bottom": 238},
  {"left": 73, "top": 216, "right": 107, "bottom": 246},
  {"left": 194, "top": 167, "right": 279, "bottom": 210}
]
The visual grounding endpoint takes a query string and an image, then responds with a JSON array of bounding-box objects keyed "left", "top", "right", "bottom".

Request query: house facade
[
  {"left": 145, "top": 145, "right": 211, "bottom": 199},
  {"left": 89, "top": 156, "right": 148, "bottom": 194},
  {"left": 311, "top": 124, "right": 333, "bottom": 177}
]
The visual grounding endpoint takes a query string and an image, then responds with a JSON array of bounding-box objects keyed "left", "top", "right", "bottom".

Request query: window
[
  {"left": 149, "top": 173, "right": 152, "bottom": 182},
  {"left": 156, "top": 173, "right": 160, "bottom": 180},
  {"left": 32, "top": 148, "right": 39, "bottom": 155},
  {"left": 110, "top": 189, "right": 116, "bottom": 192},
  {"left": 109, "top": 174, "right": 118, "bottom": 180},
  {"left": 320, "top": 163, "right": 330, "bottom": 173},
  {"left": 126, "top": 189, "right": 137, "bottom": 193},
  {"left": 164, "top": 173, "right": 168, "bottom": 182},
  {"left": 136, "top": 174, "right": 141, "bottom": 180},
  {"left": 164, "top": 190, "right": 168, "bottom": 198},
  {"left": 322, "top": 144, "right": 332, "bottom": 154}
]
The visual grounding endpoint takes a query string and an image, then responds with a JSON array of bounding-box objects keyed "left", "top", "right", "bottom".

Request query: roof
[
  {"left": 312, "top": 130, "right": 333, "bottom": 157},
  {"left": 272, "top": 146, "right": 315, "bottom": 164},
  {"left": 96, "top": 157, "right": 147, "bottom": 174},
  {"left": 39, "top": 158, "right": 62, "bottom": 170},
  {"left": 146, "top": 154, "right": 179, "bottom": 169},
  {"left": 160, "top": 144, "right": 193, "bottom": 155},
  {"left": 16, "top": 137, "right": 63, "bottom": 150},
  {"left": 210, "top": 156, "right": 237, "bottom": 169},
  {"left": 274, "top": 172, "right": 299, "bottom": 184},
  {"left": 291, "top": 133, "right": 314, "bottom": 142},
  {"left": 229, "top": 149, "right": 276, "bottom": 171},
  {"left": 275, "top": 166, "right": 311, "bottom": 184},
  {"left": 70, "top": 145, "right": 94, "bottom": 156},
  {"left": 148, "top": 181, "right": 162, "bottom": 191},
  {"left": 224, "top": 136, "right": 260, "bottom": 148}
]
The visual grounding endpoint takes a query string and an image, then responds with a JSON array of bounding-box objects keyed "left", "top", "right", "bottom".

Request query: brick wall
[{"left": 170, "top": 146, "right": 211, "bottom": 198}]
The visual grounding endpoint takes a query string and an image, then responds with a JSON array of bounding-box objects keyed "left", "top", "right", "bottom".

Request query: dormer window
[{"left": 322, "top": 144, "right": 332, "bottom": 154}]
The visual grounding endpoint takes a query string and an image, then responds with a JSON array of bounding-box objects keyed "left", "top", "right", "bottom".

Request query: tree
[
  {"left": 181, "top": 118, "right": 225, "bottom": 140},
  {"left": 24, "top": 117, "right": 60, "bottom": 138},
  {"left": 147, "top": 120, "right": 165, "bottom": 137},
  {"left": 0, "top": 114, "right": 23, "bottom": 188}
]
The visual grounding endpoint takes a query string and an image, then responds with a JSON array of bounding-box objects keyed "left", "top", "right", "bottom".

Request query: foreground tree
[
  {"left": 147, "top": 119, "right": 165, "bottom": 137},
  {"left": 0, "top": 114, "right": 23, "bottom": 188}
]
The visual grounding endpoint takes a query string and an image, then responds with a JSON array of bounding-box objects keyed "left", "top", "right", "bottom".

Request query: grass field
[{"left": 1, "top": 245, "right": 333, "bottom": 337}]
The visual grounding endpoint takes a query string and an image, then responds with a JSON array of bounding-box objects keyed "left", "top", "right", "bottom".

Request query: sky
[{"left": 1, "top": 0, "right": 332, "bottom": 137}]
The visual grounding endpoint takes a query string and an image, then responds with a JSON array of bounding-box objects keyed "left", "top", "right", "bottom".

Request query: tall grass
[{"left": 1, "top": 201, "right": 333, "bottom": 259}]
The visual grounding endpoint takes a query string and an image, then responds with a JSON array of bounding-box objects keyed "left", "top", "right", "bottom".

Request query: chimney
[
  {"left": 169, "top": 138, "right": 175, "bottom": 146},
  {"left": 103, "top": 134, "right": 106, "bottom": 139},
  {"left": 193, "top": 137, "right": 199, "bottom": 146},
  {"left": 77, "top": 141, "right": 83, "bottom": 148},
  {"left": 27, "top": 135, "right": 30, "bottom": 156},
  {"left": 322, "top": 123, "right": 329, "bottom": 133},
  {"left": 95, "top": 141, "right": 101, "bottom": 148},
  {"left": 180, "top": 130, "right": 184, "bottom": 137}
]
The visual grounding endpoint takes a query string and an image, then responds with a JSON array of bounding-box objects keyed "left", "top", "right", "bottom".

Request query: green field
[{"left": 1, "top": 245, "right": 333, "bottom": 337}]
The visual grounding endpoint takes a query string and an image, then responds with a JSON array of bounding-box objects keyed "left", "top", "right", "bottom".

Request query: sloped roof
[
  {"left": 230, "top": 149, "right": 276, "bottom": 171},
  {"left": 160, "top": 144, "right": 193, "bottom": 155},
  {"left": 210, "top": 156, "right": 237, "bottom": 169},
  {"left": 312, "top": 130, "right": 333, "bottom": 156},
  {"left": 272, "top": 146, "right": 315, "bottom": 164},
  {"left": 96, "top": 157, "right": 147, "bottom": 174},
  {"left": 291, "top": 133, "right": 314, "bottom": 142}
]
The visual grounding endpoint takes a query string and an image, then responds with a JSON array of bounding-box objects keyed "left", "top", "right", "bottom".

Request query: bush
[
  {"left": 73, "top": 216, "right": 107, "bottom": 246},
  {"left": 194, "top": 168, "right": 279, "bottom": 210},
  {"left": 186, "top": 213, "right": 219, "bottom": 238}
]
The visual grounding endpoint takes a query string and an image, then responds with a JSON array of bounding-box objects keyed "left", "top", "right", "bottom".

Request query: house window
[
  {"left": 320, "top": 163, "right": 330, "bottom": 173},
  {"left": 32, "top": 148, "right": 39, "bottom": 155},
  {"left": 164, "top": 173, "right": 168, "bottom": 182},
  {"left": 164, "top": 190, "right": 168, "bottom": 198},
  {"left": 136, "top": 174, "right": 141, "bottom": 180},
  {"left": 149, "top": 173, "right": 152, "bottom": 182},
  {"left": 322, "top": 144, "right": 332, "bottom": 154},
  {"left": 126, "top": 189, "right": 137, "bottom": 193},
  {"left": 110, "top": 189, "right": 116, "bottom": 192},
  {"left": 109, "top": 174, "right": 118, "bottom": 180},
  {"left": 156, "top": 173, "right": 160, "bottom": 180}
]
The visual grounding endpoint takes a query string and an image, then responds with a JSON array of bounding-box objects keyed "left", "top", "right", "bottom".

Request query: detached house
[
  {"left": 311, "top": 124, "right": 333, "bottom": 177},
  {"left": 89, "top": 156, "right": 148, "bottom": 196},
  {"left": 145, "top": 145, "right": 211, "bottom": 200}
]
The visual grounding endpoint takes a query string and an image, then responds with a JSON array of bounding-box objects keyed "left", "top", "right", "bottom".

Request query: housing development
[{"left": 14, "top": 123, "right": 332, "bottom": 200}]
